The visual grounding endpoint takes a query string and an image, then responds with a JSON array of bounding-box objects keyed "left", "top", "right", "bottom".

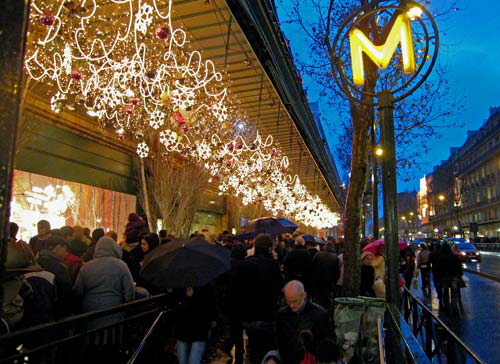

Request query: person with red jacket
[{"left": 64, "top": 239, "right": 86, "bottom": 283}]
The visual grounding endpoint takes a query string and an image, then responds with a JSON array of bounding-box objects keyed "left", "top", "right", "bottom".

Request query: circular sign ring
[{"left": 332, "top": 1, "right": 439, "bottom": 105}]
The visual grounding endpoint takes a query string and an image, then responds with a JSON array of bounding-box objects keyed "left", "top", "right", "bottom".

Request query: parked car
[{"left": 453, "top": 242, "right": 481, "bottom": 262}]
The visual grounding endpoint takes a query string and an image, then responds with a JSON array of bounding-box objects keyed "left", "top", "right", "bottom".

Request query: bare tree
[{"left": 138, "top": 154, "right": 210, "bottom": 238}]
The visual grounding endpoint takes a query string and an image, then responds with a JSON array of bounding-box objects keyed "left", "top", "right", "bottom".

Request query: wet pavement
[
  {"left": 465, "top": 252, "right": 500, "bottom": 279},
  {"left": 410, "top": 271, "right": 500, "bottom": 364}
]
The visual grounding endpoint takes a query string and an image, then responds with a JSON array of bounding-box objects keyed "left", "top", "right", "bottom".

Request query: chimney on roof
[{"left": 489, "top": 106, "right": 500, "bottom": 117}]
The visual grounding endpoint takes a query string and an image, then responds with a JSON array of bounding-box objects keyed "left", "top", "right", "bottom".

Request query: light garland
[{"left": 25, "top": 0, "right": 339, "bottom": 229}]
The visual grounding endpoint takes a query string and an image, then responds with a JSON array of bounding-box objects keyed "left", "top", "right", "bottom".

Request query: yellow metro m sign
[{"left": 349, "top": 11, "right": 417, "bottom": 86}]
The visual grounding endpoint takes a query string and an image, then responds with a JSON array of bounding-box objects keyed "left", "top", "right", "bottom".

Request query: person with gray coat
[{"left": 73, "top": 236, "right": 135, "bottom": 327}]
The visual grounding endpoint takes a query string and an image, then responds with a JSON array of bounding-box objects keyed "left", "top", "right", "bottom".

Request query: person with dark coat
[
  {"left": 360, "top": 252, "right": 376, "bottom": 297},
  {"left": 222, "top": 242, "right": 247, "bottom": 364},
  {"left": 311, "top": 242, "right": 340, "bottom": 315},
  {"left": 125, "top": 212, "right": 147, "bottom": 244},
  {"left": 305, "top": 241, "right": 318, "bottom": 259},
  {"left": 429, "top": 242, "right": 443, "bottom": 301},
  {"left": 173, "top": 284, "right": 217, "bottom": 364},
  {"left": 283, "top": 237, "right": 312, "bottom": 292},
  {"left": 29, "top": 220, "right": 51, "bottom": 256},
  {"left": 417, "top": 244, "right": 431, "bottom": 294},
  {"left": 140, "top": 233, "right": 160, "bottom": 255},
  {"left": 400, "top": 250, "right": 415, "bottom": 289},
  {"left": 37, "top": 236, "right": 74, "bottom": 317},
  {"left": 436, "top": 243, "right": 463, "bottom": 315},
  {"left": 231, "top": 234, "right": 283, "bottom": 364},
  {"left": 276, "top": 280, "right": 330, "bottom": 364}
]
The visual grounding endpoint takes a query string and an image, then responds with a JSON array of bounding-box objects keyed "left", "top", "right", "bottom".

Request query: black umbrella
[
  {"left": 302, "top": 234, "right": 325, "bottom": 245},
  {"left": 235, "top": 217, "right": 298, "bottom": 239},
  {"left": 140, "top": 237, "right": 230, "bottom": 289}
]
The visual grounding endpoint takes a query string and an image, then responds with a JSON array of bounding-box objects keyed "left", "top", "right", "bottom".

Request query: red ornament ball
[
  {"left": 124, "top": 104, "right": 134, "bottom": 115},
  {"left": 70, "top": 69, "right": 82, "bottom": 81},
  {"left": 156, "top": 25, "right": 170, "bottom": 40},
  {"left": 235, "top": 142, "right": 243, "bottom": 150},
  {"left": 181, "top": 124, "right": 189, "bottom": 132},
  {"left": 40, "top": 12, "right": 55, "bottom": 26},
  {"left": 225, "top": 161, "right": 232, "bottom": 168},
  {"left": 270, "top": 148, "right": 278, "bottom": 157},
  {"left": 117, "top": 133, "right": 125, "bottom": 141},
  {"left": 227, "top": 143, "right": 234, "bottom": 151},
  {"left": 280, "top": 167, "right": 286, "bottom": 173},
  {"left": 129, "top": 97, "right": 140, "bottom": 106}
]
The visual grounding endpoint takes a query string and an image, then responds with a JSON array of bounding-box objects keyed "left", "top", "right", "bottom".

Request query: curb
[{"left": 464, "top": 268, "right": 500, "bottom": 283}]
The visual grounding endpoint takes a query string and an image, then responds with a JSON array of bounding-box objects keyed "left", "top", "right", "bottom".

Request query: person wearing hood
[{"left": 74, "top": 236, "right": 135, "bottom": 317}]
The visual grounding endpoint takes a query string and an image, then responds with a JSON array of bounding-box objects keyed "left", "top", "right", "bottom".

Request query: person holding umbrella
[{"left": 172, "top": 284, "right": 217, "bottom": 364}]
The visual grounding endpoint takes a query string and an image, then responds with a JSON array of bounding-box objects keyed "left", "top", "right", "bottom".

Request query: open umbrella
[
  {"left": 235, "top": 217, "right": 297, "bottom": 239},
  {"left": 140, "top": 236, "right": 230, "bottom": 289},
  {"left": 302, "top": 234, "right": 325, "bottom": 245},
  {"left": 362, "top": 239, "right": 408, "bottom": 255}
]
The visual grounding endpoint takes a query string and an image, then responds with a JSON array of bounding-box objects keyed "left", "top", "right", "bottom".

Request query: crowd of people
[{"left": 3, "top": 213, "right": 466, "bottom": 364}]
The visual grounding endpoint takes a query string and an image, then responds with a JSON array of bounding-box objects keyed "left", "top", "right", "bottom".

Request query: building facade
[{"left": 418, "top": 107, "right": 500, "bottom": 238}]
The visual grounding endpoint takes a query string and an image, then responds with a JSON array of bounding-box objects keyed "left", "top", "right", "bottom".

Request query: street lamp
[
  {"left": 438, "top": 194, "right": 445, "bottom": 201},
  {"left": 375, "top": 147, "right": 383, "bottom": 156}
]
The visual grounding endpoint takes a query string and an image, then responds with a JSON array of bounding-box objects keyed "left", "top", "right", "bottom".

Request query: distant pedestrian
[
  {"left": 400, "top": 253, "right": 415, "bottom": 289},
  {"left": 417, "top": 244, "right": 431, "bottom": 294},
  {"left": 436, "top": 243, "right": 463, "bottom": 316},
  {"left": 429, "top": 243, "right": 443, "bottom": 302}
]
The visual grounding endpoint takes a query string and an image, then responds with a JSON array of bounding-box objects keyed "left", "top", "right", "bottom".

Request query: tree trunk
[
  {"left": 342, "top": 102, "right": 373, "bottom": 297},
  {"left": 342, "top": 4, "right": 379, "bottom": 297}
]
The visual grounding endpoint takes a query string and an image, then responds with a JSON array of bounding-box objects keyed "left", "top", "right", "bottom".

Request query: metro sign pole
[{"left": 332, "top": 1, "right": 439, "bottom": 306}]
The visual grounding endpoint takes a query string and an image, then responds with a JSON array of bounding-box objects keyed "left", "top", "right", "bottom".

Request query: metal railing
[
  {"left": 401, "top": 288, "right": 483, "bottom": 363},
  {"left": 0, "top": 294, "right": 166, "bottom": 364}
]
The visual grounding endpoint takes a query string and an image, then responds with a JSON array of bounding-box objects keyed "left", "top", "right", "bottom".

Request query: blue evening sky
[{"left": 276, "top": 0, "right": 500, "bottom": 192}]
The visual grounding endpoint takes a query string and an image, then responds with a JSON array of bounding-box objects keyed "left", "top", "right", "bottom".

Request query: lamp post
[{"left": 331, "top": 0, "right": 439, "bottom": 306}]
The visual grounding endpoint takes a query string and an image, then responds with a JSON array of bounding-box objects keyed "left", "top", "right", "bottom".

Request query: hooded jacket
[{"left": 74, "top": 237, "right": 135, "bottom": 314}]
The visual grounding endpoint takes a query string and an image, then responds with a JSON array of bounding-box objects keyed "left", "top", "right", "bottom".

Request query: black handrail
[
  {"left": 0, "top": 294, "right": 167, "bottom": 364},
  {"left": 127, "top": 310, "right": 166, "bottom": 364},
  {"left": 401, "top": 287, "right": 484, "bottom": 363},
  {"left": 0, "top": 293, "right": 166, "bottom": 342}
]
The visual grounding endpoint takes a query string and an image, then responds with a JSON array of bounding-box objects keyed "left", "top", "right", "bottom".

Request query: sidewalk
[{"left": 410, "top": 272, "right": 500, "bottom": 364}]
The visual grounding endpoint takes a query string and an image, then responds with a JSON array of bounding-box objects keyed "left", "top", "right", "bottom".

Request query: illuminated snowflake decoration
[
  {"left": 136, "top": 142, "right": 150, "bottom": 158},
  {"left": 135, "top": 3, "right": 154, "bottom": 34},
  {"left": 159, "top": 129, "right": 178, "bottom": 146},
  {"left": 149, "top": 110, "right": 165, "bottom": 129},
  {"left": 50, "top": 92, "right": 66, "bottom": 113},
  {"left": 212, "top": 102, "right": 228, "bottom": 122},
  {"left": 195, "top": 142, "right": 212, "bottom": 160},
  {"left": 171, "top": 89, "right": 196, "bottom": 109}
]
